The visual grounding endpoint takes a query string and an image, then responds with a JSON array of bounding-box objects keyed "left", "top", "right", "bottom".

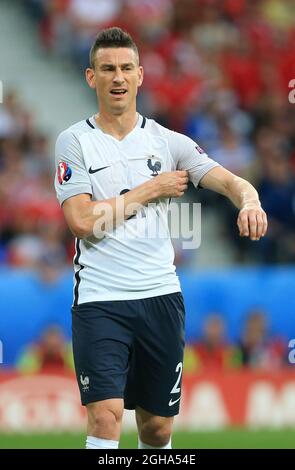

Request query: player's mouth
[{"left": 110, "top": 89, "right": 127, "bottom": 96}]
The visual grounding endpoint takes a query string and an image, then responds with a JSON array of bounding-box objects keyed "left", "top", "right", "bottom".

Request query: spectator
[
  {"left": 184, "top": 314, "right": 241, "bottom": 373},
  {"left": 210, "top": 123, "right": 255, "bottom": 176},
  {"left": 16, "top": 325, "right": 74, "bottom": 373},
  {"left": 68, "top": 0, "right": 122, "bottom": 69},
  {"left": 239, "top": 310, "right": 285, "bottom": 369},
  {"left": 257, "top": 150, "right": 295, "bottom": 263}
]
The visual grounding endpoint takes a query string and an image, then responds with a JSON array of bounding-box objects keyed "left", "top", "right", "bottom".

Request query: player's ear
[
  {"left": 85, "top": 68, "right": 96, "bottom": 89},
  {"left": 138, "top": 66, "right": 144, "bottom": 87}
]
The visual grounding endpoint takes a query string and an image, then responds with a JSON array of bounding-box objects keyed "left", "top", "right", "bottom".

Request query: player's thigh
[
  {"left": 72, "top": 301, "right": 134, "bottom": 405},
  {"left": 129, "top": 292, "right": 185, "bottom": 417}
]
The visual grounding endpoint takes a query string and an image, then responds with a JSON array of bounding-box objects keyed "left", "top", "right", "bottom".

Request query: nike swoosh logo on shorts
[
  {"left": 89, "top": 165, "right": 110, "bottom": 174},
  {"left": 169, "top": 397, "right": 181, "bottom": 406}
]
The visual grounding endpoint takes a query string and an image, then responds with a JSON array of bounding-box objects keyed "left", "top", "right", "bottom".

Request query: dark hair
[{"left": 89, "top": 27, "right": 139, "bottom": 69}]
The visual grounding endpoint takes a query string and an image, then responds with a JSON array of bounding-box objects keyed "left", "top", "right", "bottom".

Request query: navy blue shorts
[{"left": 71, "top": 292, "right": 185, "bottom": 417}]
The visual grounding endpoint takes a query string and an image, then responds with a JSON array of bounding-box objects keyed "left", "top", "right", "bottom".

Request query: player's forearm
[
  {"left": 224, "top": 175, "right": 261, "bottom": 210},
  {"left": 73, "top": 179, "right": 158, "bottom": 238},
  {"left": 71, "top": 172, "right": 188, "bottom": 238}
]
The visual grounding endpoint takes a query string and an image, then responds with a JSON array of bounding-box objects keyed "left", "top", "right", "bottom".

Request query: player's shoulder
[
  {"left": 144, "top": 117, "right": 174, "bottom": 137},
  {"left": 56, "top": 117, "right": 94, "bottom": 145},
  {"left": 144, "top": 117, "right": 193, "bottom": 146}
]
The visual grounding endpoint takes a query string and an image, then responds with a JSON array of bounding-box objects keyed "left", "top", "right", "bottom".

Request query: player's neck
[{"left": 94, "top": 110, "right": 139, "bottom": 141}]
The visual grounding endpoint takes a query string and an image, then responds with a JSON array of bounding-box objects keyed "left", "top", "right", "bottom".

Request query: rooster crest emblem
[
  {"left": 80, "top": 373, "right": 90, "bottom": 392},
  {"left": 147, "top": 157, "right": 161, "bottom": 176}
]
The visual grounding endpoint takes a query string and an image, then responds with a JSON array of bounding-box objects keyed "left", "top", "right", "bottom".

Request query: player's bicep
[
  {"left": 62, "top": 193, "right": 92, "bottom": 237},
  {"left": 167, "top": 131, "right": 219, "bottom": 188}
]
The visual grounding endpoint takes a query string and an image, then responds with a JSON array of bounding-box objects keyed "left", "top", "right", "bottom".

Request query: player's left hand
[{"left": 237, "top": 202, "right": 268, "bottom": 241}]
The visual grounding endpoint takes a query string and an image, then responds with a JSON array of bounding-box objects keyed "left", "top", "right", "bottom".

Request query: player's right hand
[{"left": 152, "top": 171, "right": 189, "bottom": 198}]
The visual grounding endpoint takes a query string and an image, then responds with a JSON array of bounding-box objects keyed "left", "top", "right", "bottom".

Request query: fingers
[
  {"left": 154, "top": 171, "right": 189, "bottom": 198},
  {"left": 178, "top": 175, "right": 189, "bottom": 184},
  {"left": 176, "top": 171, "right": 189, "bottom": 184},
  {"left": 237, "top": 208, "right": 268, "bottom": 240},
  {"left": 261, "top": 210, "right": 268, "bottom": 237},
  {"left": 174, "top": 183, "right": 188, "bottom": 197},
  {"left": 255, "top": 211, "right": 268, "bottom": 239},
  {"left": 249, "top": 211, "right": 259, "bottom": 240},
  {"left": 177, "top": 170, "right": 189, "bottom": 177},
  {"left": 169, "top": 171, "right": 189, "bottom": 197},
  {"left": 178, "top": 184, "right": 188, "bottom": 193},
  {"left": 157, "top": 171, "right": 189, "bottom": 183},
  {"left": 237, "top": 209, "right": 249, "bottom": 237}
]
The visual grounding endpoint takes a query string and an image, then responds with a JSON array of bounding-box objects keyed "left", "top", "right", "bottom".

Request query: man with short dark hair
[{"left": 54, "top": 27, "right": 267, "bottom": 449}]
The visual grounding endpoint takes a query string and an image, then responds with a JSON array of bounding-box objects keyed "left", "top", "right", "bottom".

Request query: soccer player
[{"left": 54, "top": 27, "right": 267, "bottom": 449}]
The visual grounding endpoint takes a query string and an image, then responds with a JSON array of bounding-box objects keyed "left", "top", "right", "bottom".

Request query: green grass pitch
[{"left": 0, "top": 429, "right": 294, "bottom": 449}]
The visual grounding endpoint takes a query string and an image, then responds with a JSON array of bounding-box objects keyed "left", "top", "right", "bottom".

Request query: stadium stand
[{"left": 0, "top": 0, "right": 295, "bottom": 370}]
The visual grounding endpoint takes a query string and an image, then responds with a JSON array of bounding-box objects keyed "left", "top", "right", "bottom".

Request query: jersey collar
[{"left": 88, "top": 113, "right": 145, "bottom": 131}]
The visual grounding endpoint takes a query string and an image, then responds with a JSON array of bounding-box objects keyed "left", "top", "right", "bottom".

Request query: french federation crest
[{"left": 147, "top": 157, "right": 161, "bottom": 176}]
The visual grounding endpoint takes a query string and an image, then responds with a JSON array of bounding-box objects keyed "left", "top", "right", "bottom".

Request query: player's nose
[{"left": 113, "top": 68, "right": 125, "bottom": 84}]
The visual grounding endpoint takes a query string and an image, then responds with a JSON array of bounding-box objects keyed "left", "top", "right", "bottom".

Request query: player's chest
[{"left": 81, "top": 132, "right": 174, "bottom": 198}]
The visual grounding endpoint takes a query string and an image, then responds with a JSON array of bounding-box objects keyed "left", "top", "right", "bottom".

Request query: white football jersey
[{"left": 55, "top": 114, "right": 219, "bottom": 305}]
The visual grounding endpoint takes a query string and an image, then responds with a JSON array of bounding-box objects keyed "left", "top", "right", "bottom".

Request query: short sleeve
[
  {"left": 166, "top": 131, "right": 220, "bottom": 188},
  {"left": 54, "top": 129, "right": 92, "bottom": 206}
]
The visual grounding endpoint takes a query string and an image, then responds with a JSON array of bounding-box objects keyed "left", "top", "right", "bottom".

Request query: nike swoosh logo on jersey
[
  {"left": 89, "top": 165, "right": 110, "bottom": 174},
  {"left": 168, "top": 397, "right": 181, "bottom": 407}
]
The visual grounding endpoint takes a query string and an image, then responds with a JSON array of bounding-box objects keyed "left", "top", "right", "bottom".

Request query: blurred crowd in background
[
  {"left": 0, "top": 0, "right": 295, "bottom": 367},
  {"left": 16, "top": 308, "right": 289, "bottom": 374},
  {"left": 184, "top": 309, "right": 287, "bottom": 373},
  {"left": 1, "top": 0, "right": 295, "bottom": 272},
  {"left": 0, "top": 90, "right": 73, "bottom": 280}
]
